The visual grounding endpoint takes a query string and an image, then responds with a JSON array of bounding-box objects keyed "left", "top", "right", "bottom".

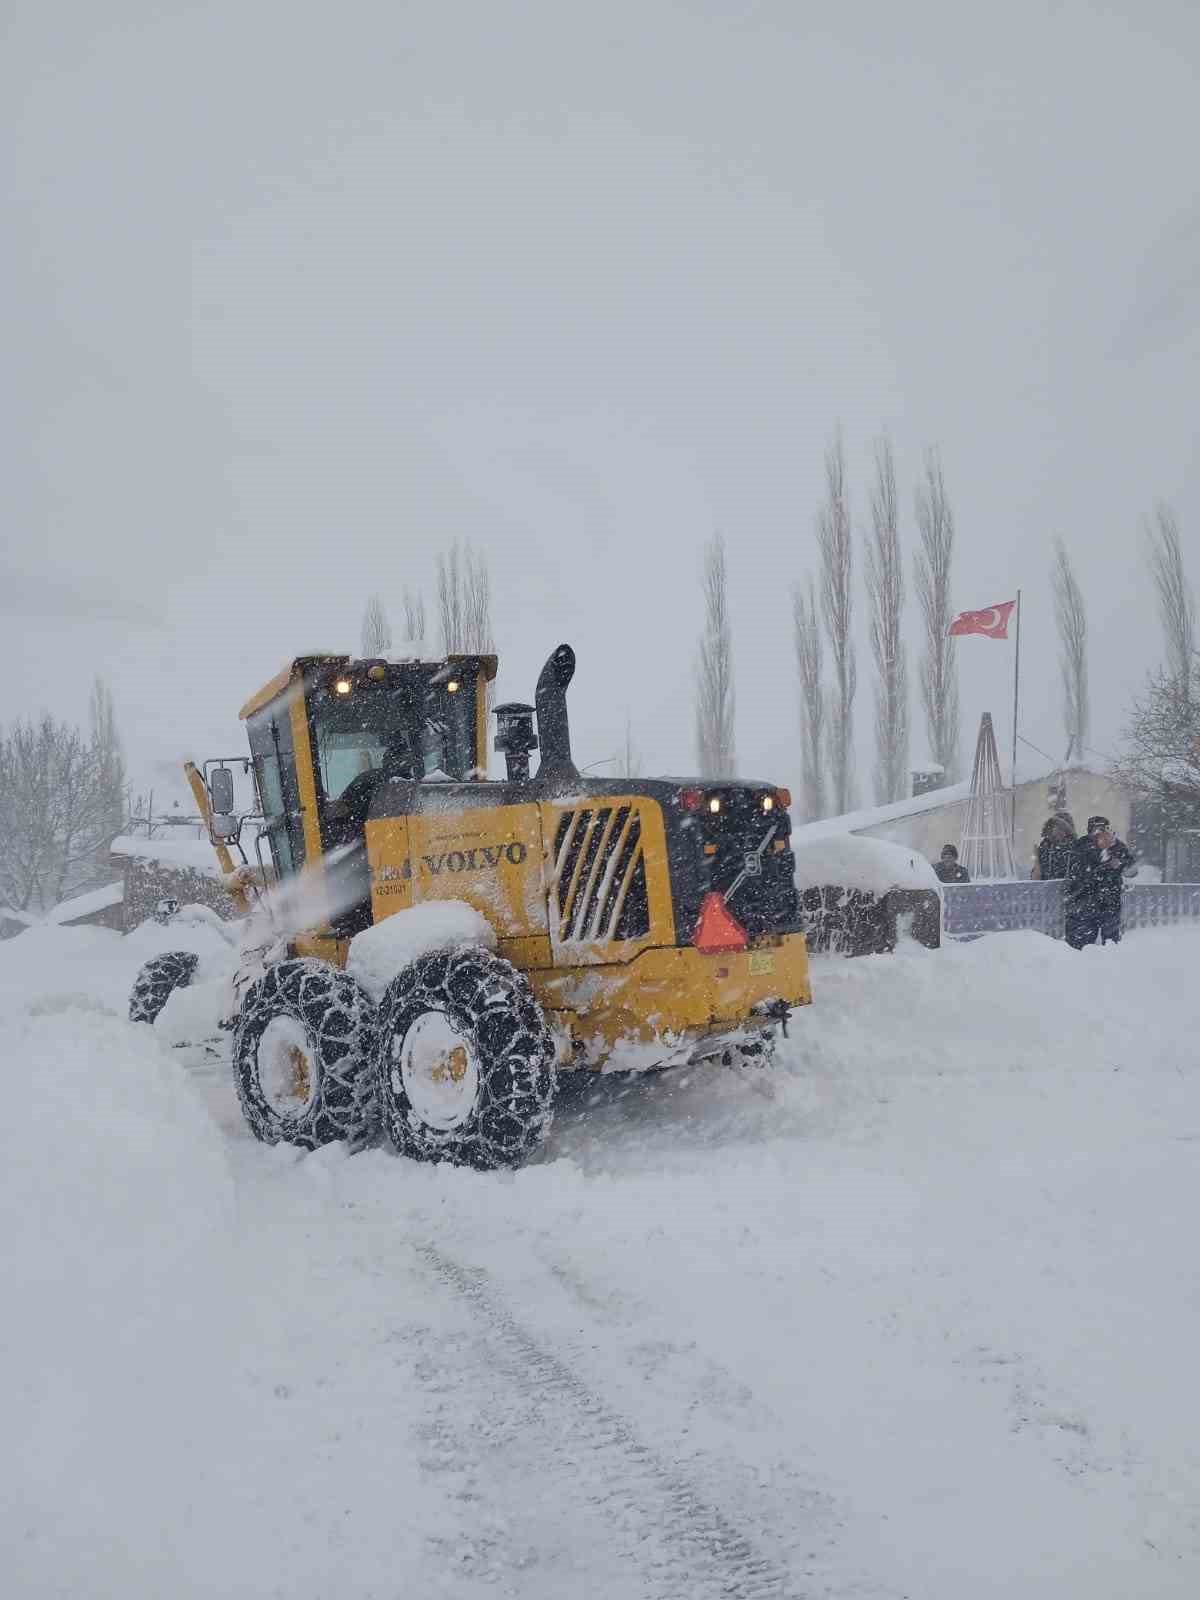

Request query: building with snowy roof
[{"left": 792, "top": 763, "right": 1132, "bottom": 880}]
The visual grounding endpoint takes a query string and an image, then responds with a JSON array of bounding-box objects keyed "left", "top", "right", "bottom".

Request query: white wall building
[{"left": 792, "top": 765, "right": 1131, "bottom": 880}]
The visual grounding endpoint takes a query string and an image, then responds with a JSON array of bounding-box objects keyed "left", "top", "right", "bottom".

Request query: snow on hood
[
  {"left": 346, "top": 900, "right": 496, "bottom": 1001},
  {"left": 793, "top": 833, "right": 940, "bottom": 894}
]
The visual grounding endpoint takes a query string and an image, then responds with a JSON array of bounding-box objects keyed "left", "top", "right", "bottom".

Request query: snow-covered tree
[
  {"left": 1052, "top": 540, "right": 1089, "bottom": 762},
  {"left": 0, "top": 713, "right": 121, "bottom": 914},
  {"left": 914, "top": 449, "right": 960, "bottom": 782},
  {"left": 1112, "top": 653, "right": 1200, "bottom": 852},
  {"left": 865, "top": 433, "right": 908, "bottom": 803},
  {"left": 694, "top": 533, "right": 737, "bottom": 779},
  {"left": 818, "top": 430, "right": 856, "bottom": 814}
]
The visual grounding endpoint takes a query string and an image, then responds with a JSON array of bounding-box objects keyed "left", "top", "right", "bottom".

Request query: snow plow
[{"left": 130, "top": 644, "right": 811, "bottom": 1168}]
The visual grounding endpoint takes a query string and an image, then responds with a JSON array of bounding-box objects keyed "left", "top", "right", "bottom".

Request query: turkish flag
[{"left": 949, "top": 600, "right": 1016, "bottom": 639}]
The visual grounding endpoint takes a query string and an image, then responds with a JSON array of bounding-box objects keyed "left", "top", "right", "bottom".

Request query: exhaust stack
[{"left": 535, "top": 643, "right": 579, "bottom": 786}]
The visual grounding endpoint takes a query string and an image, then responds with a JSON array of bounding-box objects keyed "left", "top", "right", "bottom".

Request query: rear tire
[
  {"left": 129, "top": 951, "right": 199, "bottom": 1024},
  {"left": 233, "top": 959, "right": 378, "bottom": 1149},
  {"left": 376, "top": 946, "right": 556, "bottom": 1170}
]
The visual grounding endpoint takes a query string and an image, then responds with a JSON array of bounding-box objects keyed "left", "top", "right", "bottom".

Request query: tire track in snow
[{"left": 414, "top": 1241, "right": 807, "bottom": 1600}]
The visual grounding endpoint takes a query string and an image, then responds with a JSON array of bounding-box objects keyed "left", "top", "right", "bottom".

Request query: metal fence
[{"left": 942, "top": 880, "right": 1200, "bottom": 940}]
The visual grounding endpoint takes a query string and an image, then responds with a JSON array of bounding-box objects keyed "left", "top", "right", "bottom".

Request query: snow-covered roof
[
  {"left": 792, "top": 756, "right": 1084, "bottom": 843},
  {"left": 110, "top": 834, "right": 224, "bottom": 877},
  {"left": 45, "top": 881, "right": 124, "bottom": 924},
  {"left": 792, "top": 780, "right": 973, "bottom": 841}
]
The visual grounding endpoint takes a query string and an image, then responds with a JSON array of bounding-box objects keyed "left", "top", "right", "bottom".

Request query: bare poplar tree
[
  {"left": 438, "top": 542, "right": 494, "bottom": 655},
  {"left": 617, "top": 710, "right": 642, "bottom": 779},
  {"left": 401, "top": 588, "right": 427, "bottom": 647},
  {"left": 865, "top": 434, "right": 908, "bottom": 802},
  {"left": 817, "top": 431, "right": 855, "bottom": 812},
  {"left": 694, "top": 533, "right": 737, "bottom": 779},
  {"left": 437, "top": 545, "right": 464, "bottom": 654},
  {"left": 1146, "top": 504, "right": 1195, "bottom": 690},
  {"left": 1052, "top": 540, "right": 1089, "bottom": 762},
  {"left": 360, "top": 593, "right": 392, "bottom": 657},
  {"left": 463, "top": 546, "right": 494, "bottom": 654},
  {"left": 914, "top": 449, "right": 960, "bottom": 782},
  {"left": 792, "top": 578, "right": 825, "bottom": 820},
  {"left": 87, "top": 677, "right": 127, "bottom": 880}
]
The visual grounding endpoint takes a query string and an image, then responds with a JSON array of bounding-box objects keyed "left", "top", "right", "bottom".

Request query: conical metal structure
[{"left": 959, "top": 712, "right": 1017, "bottom": 880}]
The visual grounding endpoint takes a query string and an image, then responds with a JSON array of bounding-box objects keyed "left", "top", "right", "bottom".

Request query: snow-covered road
[{"left": 4, "top": 922, "right": 1199, "bottom": 1598}]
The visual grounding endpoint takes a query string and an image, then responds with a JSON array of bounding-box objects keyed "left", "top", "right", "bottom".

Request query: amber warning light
[{"left": 693, "top": 892, "right": 748, "bottom": 954}]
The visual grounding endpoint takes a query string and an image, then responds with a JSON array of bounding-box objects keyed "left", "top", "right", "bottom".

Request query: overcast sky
[{"left": 3, "top": 0, "right": 1197, "bottom": 808}]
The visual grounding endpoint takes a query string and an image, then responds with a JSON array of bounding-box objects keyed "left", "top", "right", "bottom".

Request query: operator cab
[{"left": 239, "top": 654, "right": 495, "bottom": 912}]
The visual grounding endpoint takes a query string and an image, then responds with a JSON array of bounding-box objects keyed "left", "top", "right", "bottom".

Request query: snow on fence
[{"left": 943, "top": 880, "right": 1200, "bottom": 940}]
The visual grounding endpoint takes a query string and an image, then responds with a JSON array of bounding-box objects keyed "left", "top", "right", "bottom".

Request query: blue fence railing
[{"left": 942, "top": 880, "right": 1200, "bottom": 939}]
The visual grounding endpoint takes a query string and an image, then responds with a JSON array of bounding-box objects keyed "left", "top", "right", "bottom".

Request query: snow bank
[
  {"left": 347, "top": 900, "right": 496, "bottom": 1000},
  {"left": 0, "top": 997, "right": 241, "bottom": 1595},
  {"left": 793, "top": 831, "right": 940, "bottom": 893}
]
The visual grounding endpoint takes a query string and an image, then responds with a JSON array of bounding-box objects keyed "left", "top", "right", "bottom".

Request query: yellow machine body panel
[
  {"left": 366, "top": 803, "right": 553, "bottom": 968},
  {"left": 362, "top": 793, "right": 811, "bottom": 1069},
  {"left": 529, "top": 935, "right": 811, "bottom": 1064}
]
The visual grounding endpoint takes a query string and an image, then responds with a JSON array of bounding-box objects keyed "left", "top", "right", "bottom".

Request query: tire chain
[
  {"left": 233, "top": 958, "right": 379, "bottom": 1150},
  {"left": 129, "top": 950, "right": 199, "bottom": 1024},
  {"left": 377, "top": 945, "right": 556, "bottom": 1171}
]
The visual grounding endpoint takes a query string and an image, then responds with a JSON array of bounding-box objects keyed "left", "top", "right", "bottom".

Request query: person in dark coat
[
  {"left": 933, "top": 843, "right": 970, "bottom": 883},
  {"left": 1064, "top": 815, "right": 1136, "bottom": 948},
  {"left": 1033, "top": 814, "right": 1075, "bottom": 881}
]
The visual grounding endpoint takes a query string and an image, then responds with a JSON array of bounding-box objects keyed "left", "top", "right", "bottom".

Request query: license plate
[{"left": 748, "top": 952, "right": 775, "bottom": 976}]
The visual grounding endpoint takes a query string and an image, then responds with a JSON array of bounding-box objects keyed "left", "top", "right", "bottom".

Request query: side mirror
[
  {"left": 209, "top": 766, "right": 235, "bottom": 815},
  {"left": 211, "top": 813, "right": 242, "bottom": 843}
]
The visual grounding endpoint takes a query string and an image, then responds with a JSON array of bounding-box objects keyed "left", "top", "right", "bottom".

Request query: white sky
[{"left": 3, "top": 0, "right": 1197, "bottom": 806}]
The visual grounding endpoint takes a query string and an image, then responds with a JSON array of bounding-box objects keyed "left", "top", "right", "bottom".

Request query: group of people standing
[
  {"left": 932, "top": 813, "right": 1137, "bottom": 949},
  {"left": 1034, "top": 812, "right": 1136, "bottom": 948}
]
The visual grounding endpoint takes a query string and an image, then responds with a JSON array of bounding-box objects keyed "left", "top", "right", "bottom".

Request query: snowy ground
[{"left": 3, "top": 920, "right": 1198, "bottom": 1598}]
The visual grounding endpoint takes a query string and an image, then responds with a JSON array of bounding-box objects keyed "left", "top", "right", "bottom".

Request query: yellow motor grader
[{"left": 130, "top": 644, "right": 811, "bottom": 1169}]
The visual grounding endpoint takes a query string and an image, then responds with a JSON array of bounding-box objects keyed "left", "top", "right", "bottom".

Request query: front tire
[
  {"left": 129, "top": 951, "right": 199, "bottom": 1024},
  {"left": 233, "top": 959, "right": 378, "bottom": 1149},
  {"left": 376, "top": 946, "right": 556, "bottom": 1170}
]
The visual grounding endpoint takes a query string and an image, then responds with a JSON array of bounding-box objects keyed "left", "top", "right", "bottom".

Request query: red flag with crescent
[{"left": 949, "top": 600, "right": 1016, "bottom": 639}]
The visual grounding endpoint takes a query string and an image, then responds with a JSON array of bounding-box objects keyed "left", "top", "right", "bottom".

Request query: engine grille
[{"left": 551, "top": 805, "right": 649, "bottom": 945}]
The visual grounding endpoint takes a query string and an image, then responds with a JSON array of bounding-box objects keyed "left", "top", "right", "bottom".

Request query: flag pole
[{"left": 1010, "top": 589, "right": 1022, "bottom": 845}]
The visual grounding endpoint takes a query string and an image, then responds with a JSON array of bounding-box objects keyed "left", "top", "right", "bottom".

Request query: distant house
[
  {"left": 109, "top": 833, "right": 239, "bottom": 926},
  {"left": 0, "top": 881, "right": 125, "bottom": 940},
  {"left": 792, "top": 765, "right": 1133, "bottom": 880}
]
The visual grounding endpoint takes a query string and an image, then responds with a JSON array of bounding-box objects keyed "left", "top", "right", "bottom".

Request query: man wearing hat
[{"left": 1064, "top": 815, "right": 1136, "bottom": 949}]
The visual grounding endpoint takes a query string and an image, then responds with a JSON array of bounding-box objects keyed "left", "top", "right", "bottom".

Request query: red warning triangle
[{"left": 693, "top": 891, "right": 748, "bottom": 954}]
